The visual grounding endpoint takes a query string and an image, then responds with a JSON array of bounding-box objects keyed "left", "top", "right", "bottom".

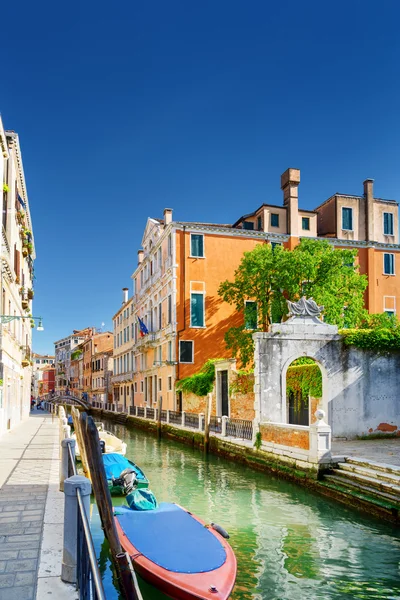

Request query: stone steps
[
  {"left": 339, "top": 462, "right": 400, "bottom": 486},
  {"left": 324, "top": 474, "right": 400, "bottom": 507},
  {"left": 319, "top": 479, "right": 399, "bottom": 513},
  {"left": 333, "top": 465, "right": 400, "bottom": 495},
  {"left": 345, "top": 456, "right": 400, "bottom": 476}
]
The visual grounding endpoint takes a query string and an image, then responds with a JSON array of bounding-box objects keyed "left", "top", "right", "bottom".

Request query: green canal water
[{"left": 90, "top": 420, "right": 400, "bottom": 600}]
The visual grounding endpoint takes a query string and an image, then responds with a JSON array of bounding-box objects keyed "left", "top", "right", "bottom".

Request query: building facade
[
  {"left": 111, "top": 167, "right": 399, "bottom": 416},
  {"left": 54, "top": 328, "right": 92, "bottom": 392},
  {"left": 82, "top": 332, "right": 113, "bottom": 400},
  {"left": 0, "top": 119, "right": 36, "bottom": 435},
  {"left": 38, "top": 366, "right": 55, "bottom": 396},
  {"left": 31, "top": 353, "right": 55, "bottom": 397}
]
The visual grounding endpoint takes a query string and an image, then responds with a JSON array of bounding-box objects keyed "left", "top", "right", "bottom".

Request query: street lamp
[{"left": 0, "top": 315, "right": 44, "bottom": 331}]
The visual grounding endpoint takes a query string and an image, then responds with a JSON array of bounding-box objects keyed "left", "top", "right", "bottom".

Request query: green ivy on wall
[
  {"left": 340, "top": 328, "right": 400, "bottom": 351},
  {"left": 230, "top": 369, "right": 254, "bottom": 395},
  {"left": 176, "top": 359, "right": 224, "bottom": 397},
  {"left": 286, "top": 364, "right": 322, "bottom": 399}
]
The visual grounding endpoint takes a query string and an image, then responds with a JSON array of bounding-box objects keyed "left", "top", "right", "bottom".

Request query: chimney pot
[
  {"left": 137, "top": 249, "right": 144, "bottom": 265},
  {"left": 164, "top": 208, "right": 173, "bottom": 225},
  {"left": 122, "top": 288, "right": 128, "bottom": 304}
]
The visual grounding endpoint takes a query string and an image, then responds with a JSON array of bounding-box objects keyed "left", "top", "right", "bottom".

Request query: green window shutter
[
  {"left": 191, "top": 293, "right": 204, "bottom": 327},
  {"left": 245, "top": 301, "right": 257, "bottom": 329},
  {"left": 243, "top": 221, "right": 254, "bottom": 230},
  {"left": 302, "top": 217, "right": 310, "bottom": 230},
  {"left": 384, "top": 253, "right": 394, "bottom": 274},
  {"left": 191, "top": 235, "right": 204, "bottom": 257},
  {"left": 342, "top": 207, "right": 353, "bottom": 230},
  {"left": 271, "top": 214, "right": 279, "bottom": 227},
  {"left": 384, "top": 213, "right": 393, "bottom": 235}
]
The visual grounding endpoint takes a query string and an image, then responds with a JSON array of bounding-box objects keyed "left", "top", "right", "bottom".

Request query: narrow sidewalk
[{"left": 0, "top": 411, "right": 77, "bottom": 600}]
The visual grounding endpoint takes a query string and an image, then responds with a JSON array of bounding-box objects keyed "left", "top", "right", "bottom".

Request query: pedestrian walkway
[
  {"left": 332, "top": 437, "right": 400, "bottom": 467},
  {"left": 0, "top": 410, "right": 77, "bottom": 600}
]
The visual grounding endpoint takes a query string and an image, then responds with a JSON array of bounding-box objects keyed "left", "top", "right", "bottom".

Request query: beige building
[
  {"left": 0, "top": 119, "right": 37, "bottom": 435},
  {"left": 32, "top": 353, "right": 55, "bottom": 397},
  {"left": 112, "top": 290, "right": 135, "bottom": 408}
]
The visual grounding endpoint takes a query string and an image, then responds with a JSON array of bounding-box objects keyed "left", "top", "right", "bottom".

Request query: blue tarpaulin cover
[
  {"left": 102, "top": 453, "right": 146, "bottom": 481},
  {"left": 115, "top": 503, "right": 227, "bottom": 573}
]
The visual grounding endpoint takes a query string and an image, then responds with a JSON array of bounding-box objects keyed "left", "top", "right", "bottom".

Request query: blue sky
[{"left": 1, "top": 0, "right": 400, "bottom": 354}]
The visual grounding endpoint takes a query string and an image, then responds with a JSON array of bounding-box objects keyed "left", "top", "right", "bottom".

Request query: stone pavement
[
  {"left": 0, "top": 410, "right": 77, "bottom": 600},
  {"left": 332, "top": 437, "right": 400, "bottom": 467}
]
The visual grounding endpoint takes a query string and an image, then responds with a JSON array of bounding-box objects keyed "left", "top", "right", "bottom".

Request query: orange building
[
  {"left": 113, "top": 168, "right": 399, "bottom": 414},
  {"left": 82, "top": 332, "right": 113, "bottom": 398}
]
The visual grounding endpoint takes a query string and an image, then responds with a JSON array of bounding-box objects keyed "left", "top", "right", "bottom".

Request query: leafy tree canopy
[{"left": 218, "top": 239, "right": 368, "bottom": 367}]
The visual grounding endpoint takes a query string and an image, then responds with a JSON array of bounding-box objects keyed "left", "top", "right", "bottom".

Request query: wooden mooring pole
[
  {"left": 80, "top": 412, "right": 142, "bottom": 600},
  {"left": 204, "top": 393, "right": 212, "bottom": 455},
  {"left": 157, "top": 395, "right": 162, "bottom": 440},
  {"left": 71, "top": 407, "right": 89, "bottom": 478}
]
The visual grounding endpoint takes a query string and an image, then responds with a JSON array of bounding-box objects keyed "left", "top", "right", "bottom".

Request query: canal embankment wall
[{"left": 88, "top": 406, "right": 400, "bottom": 525}]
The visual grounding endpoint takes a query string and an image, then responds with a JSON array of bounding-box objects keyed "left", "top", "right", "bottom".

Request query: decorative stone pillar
[
  {"left": 60, "top": 438, "right": 76, "bottom": 492},
  {"left": 166, "top": 410, "right": 170, "bottom": 424},
  {"left": 62, "top": 475, "right": 91, "bottom": 584},
  {"left": 221, "top": 415, "right": 228, "bottom": 437},
  {"left": 309, "top": 409, "right": 332, "bottom": 465},
  {"left": 181, "top": 411, "right": 186, "bottom": 427},
  {"left": 144, "top": 407, "right": 147, "bottom": 419}
]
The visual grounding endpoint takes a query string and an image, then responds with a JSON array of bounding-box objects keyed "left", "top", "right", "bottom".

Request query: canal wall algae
[{"left": 88, "top": 407, "right": 400, "bottom": 525}]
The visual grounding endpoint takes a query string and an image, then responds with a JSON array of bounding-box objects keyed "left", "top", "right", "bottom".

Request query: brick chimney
[
  {"left": 137, "top": 250, "right": 144, "bottom": 264},
  {"left": 281, "top": 168, "right": 300, "bottom": 236},
  {"left": 364, "top": 178, "right": 374, "bottom": 241},
  {"left": 122, "top": 288, "right": 128, "bottom": 304},
  {"left": 164, "top": 208, "right": 173, "bottom": 225}
]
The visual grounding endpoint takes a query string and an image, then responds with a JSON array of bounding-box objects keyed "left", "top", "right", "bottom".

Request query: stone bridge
[{"left": 45, "top": 394, "right": 90, "bottom": 410}]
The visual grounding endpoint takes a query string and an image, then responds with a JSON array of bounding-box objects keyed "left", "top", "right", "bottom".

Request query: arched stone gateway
[{"left": 253, "top": 297, "right": 400, "bottom": 441}]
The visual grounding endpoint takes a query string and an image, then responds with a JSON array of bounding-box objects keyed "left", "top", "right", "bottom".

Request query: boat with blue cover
[
  {"left": 114, "top": 502, "right": 237, "bottom": 599},
  {"left": 102, "top": 453, "right": 149, "bottom": 495}
]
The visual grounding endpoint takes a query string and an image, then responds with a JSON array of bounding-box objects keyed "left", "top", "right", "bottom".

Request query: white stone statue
[{"left": 286, "top": 296, "right": 324, "bottom": 318}]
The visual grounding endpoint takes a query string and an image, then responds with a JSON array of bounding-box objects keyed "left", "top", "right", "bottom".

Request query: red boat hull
[{"left": 115, "top": 507, "right": 237, "bottom": 600}]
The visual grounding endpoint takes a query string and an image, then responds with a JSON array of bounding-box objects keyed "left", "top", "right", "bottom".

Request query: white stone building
[
  {"left": 31, "top": 353, "right": 55, "bottom": 397},
  {"left": 0, "top": 119, "right": 37, "bottom": 435}
]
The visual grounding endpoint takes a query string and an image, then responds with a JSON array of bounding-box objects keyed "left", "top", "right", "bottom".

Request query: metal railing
[
  {"left": 66, "top": 441, "right": 106, "bottom": 600},
  {"left": 184, "top": 412, "right": 199, "bottom": 429},
  {"left": 226, "top": 418, "right": 253, "bottom": 440},
  {"left": 168, "top": 410, "right": 182, "bottom": 425},
  {"left": 210, "top": 416, "right": 222, "bottom": 434},
  {"left": 87, "top": 400, "right": 255, "bottom": 442}
]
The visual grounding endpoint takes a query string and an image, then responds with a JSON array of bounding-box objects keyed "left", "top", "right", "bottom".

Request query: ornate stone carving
[{"left": 286, "top": 296, "right": 324, "bottom": 318}]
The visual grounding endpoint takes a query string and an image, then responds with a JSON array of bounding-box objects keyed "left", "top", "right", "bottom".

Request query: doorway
[{"left": 218, "top": 370, "right": 229, "bottom": 417}]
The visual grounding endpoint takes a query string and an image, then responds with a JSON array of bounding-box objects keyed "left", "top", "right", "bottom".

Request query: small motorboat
[
  {"left": 73, "top": 423, "right": 127, "bottom": 458},
  {"left": 103, "top": 453, "right": 149, "bottom": 495},
  {"left": 114, "top": 503, "right": 237, "bottom": 600}
]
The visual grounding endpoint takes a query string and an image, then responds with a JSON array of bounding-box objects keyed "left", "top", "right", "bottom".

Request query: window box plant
[
  {"left": 21, "top": 358, "right": 30, "bottom": 368},
  {"left": 22, "top": 248, "right": 28, "bottom": 258},
  {"left": 3, "top": 184, "right": 9, "bottom": 193},
  {"left": 27, "top": 288, "right": 34, "bottom": 299}
]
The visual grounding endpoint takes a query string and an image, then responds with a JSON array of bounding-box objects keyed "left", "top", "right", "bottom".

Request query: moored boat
[
  {"left": 114, "top": 503, "right": 237, "bottom": 600},
  {"left": 103, "top": 453, "right": 149, "bottom": 495},
  {"left": 73, "top": 423, "right": 127, "bottom": 458}
]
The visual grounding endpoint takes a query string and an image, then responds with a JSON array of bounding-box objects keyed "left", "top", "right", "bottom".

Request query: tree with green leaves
[{"left": 218, "top": 239, "right": 368, "bottom": 367}]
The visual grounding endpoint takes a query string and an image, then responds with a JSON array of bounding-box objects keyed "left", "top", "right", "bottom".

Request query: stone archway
[{"left": 253, "top": 314, "right": 341, "bottom": 429}]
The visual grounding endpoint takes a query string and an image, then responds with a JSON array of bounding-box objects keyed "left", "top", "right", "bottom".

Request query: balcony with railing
[{"left": 111, "top": 371, "right": 135, "bottom": 384}]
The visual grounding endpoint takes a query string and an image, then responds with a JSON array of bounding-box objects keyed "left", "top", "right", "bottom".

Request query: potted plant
[
  {"left": 26, "top": 242, "right": 33, "bottom": 255},
  {"left": 27, "top": 288, "right": 34, "bottom": 299},
  {"left": 21, "top": 358, "right": 30, "bottom": 368},
  {"left": 22, "top": 248, "right": 28, "bottom": 258},
  {"left": 3, "top": 184, "right": 9, "bottom": 193},
  {"left": 16, "top": 211, "right": 25, "bottom": 224}
]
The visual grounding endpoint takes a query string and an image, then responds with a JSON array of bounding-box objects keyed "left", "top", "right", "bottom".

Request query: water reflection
[{"left": 90, "top": 420, "right": 400, "bottom": 600}]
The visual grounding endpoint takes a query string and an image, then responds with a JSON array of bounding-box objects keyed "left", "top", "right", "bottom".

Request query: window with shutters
[
  {"left": 342, "top": 207, "right": 353, "bottom": 231},
  {"left": 243, "top": 221, "right": 254, "bottom": 230},
  {"left": 14, "top": 245, "right": 20, "bottom": 278},
  {"left": 384, "top": 253, "right": 395, "bottom": 275},
  {"left": 168, "top": 295, "right": 172, "bottom": 324},
  {"left": 179, "top": 340, "right": 193, "bottom": 363},
  {"left": 271, "top": 214, "right": 279, "bottom": 227},
  {"left": 302, "top": 217, "right": 310, "bottom": 231},
  {"left": 383, "top": 212, "right": 394, "bottom": 236},
  {"left": 190, "top": 234, "right": 204, "bottom": 257},
  {"left": 257, "top": 216, "right": 262, "bottom": 231},
  {"left": 190, "top": 293, "right": 204, "bottom": 327}
]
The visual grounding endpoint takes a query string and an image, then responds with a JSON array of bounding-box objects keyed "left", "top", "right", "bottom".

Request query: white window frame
[
  {"left": 140, "top": 380, "right": 144, "bottom": 393},
  {"left": 383, "top": 253, "right": 395, "bottom": 276},
  {"left": 341, "top": 206, "right": 353, "bottom": 232},
  {"left": 383, "top": 212, "right": 394, "bottom": 236},
  {"left": 383, "top": 296, "right": 396, "bottom": 315},
  {"left": 190, "top": 291, "right": 205, "bottom": 328},
  {"left": 190, "top": 233, "right": 205, "bottom": 259},
  {"left": 179, "top": 340, "right": 194, "bottom": 364}
]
